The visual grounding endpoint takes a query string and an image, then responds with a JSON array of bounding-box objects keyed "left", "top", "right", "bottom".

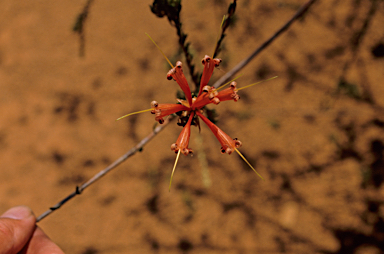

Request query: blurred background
[{"left": 1, "top": 0, "right": 384, "bottom": 253}]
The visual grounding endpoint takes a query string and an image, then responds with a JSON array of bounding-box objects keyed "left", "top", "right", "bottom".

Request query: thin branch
[
  {"left": 213, "top": 0, "right": 318, "bottom": 89},
  {"left": 36, "top": 0, "right": 317, "bottom": 222},
  {"left": 36, "top": 116, "right": 174, "bottom": 222},
  {"left": 212, "top": 0, "right": 237, "bottom": 59},
  {"left": 73, "top": 0, "right": 94, "bottom": 57},
  {"left": 150, "top": 0, "right": 200, "bottom": 88},
  {"left": 174, "top": 20, "right": 200, "bottom": 89}
]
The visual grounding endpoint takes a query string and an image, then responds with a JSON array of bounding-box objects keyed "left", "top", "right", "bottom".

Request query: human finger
[
  {"left": 0, "top": 206, "right": 36, "bottom": 254},
  {"left": 19, "top": 226, "right": 64, "bottom": 254}
]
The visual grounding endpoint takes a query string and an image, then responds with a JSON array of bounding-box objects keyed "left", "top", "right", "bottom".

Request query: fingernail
[{"left": 1, "top": 206, "right": 33, "bottom": 220}]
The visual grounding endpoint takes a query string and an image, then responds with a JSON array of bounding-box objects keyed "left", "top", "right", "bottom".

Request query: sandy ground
[{"left": 1, "top": 0, "right": 384, "bottom": 253}]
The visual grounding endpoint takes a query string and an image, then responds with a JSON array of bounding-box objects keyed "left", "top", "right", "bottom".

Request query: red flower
[
  {"left": 171, "top": 111, "right": 195, "bottom": 156},
  {"left": 198, "top": 55, "right": 222, "bottom": 96},
  {"left": 150, "top": 101, "right": 189, "bottom": 124},
  {"left": 119, "top": 53, "right": 270, "bottom": 190},
  {"left": 195, "top": 110, "right": 241, "bottom": 155}
]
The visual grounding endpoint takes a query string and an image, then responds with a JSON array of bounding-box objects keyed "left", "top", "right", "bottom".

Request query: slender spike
[
  {"left": 145, "top": 32, "right": 174, "bottom": 68},
  {"left": 116, "top": 108, "right": 153, "bottom": 121},
  {"left": 216, "top": 74, "right": 244, "bottom": 91},
  {"left": 169, "top": 150, "right": 181, "bottom": 191},
  {"left": 237, "top": 76, "right": 278, "bottom": 91},
  {"left": 235, "top": 148, "right": 264, "bottom": 180},
  {"left": 220, "top": 15, "right": 226, "bottom": 31},
  {"left": 212, "top": 15, "right": 227, "bottom": 58}
]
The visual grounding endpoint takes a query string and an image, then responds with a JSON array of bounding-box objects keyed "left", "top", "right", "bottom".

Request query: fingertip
[
  {"left": 1, "top": 206, "right": 35, "bottom": 221},
  {"left": 0, "top": 206, "right": 36, "bottom": 253}
]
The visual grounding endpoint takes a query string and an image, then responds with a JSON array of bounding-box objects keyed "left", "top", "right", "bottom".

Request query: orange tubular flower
[
  {"left": 198, "top": 55, "right": 222, "bottom": 96},
  {"left": 171, "top": 111, "right": 195, "bottom": 156},
  {"left": 195, "top": 111, "right": 241, "bottom": 155},
  {"left": 216, "top": 81, "right": 240, "bottom": 102},
  {"left": 167, "top": 61, "right": 193, "bottom": 106},
  {"left": 150, "top": 101, "right": 189, "bottom": 124}
]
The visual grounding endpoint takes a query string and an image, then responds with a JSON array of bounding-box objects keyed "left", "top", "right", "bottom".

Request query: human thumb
[{"left": 0, "top": 206, "right": 36, "bottom": 254}]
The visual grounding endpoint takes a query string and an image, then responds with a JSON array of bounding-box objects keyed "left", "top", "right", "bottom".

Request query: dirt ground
[{"left": 1, "top": 0, "right": 384, "bottom": 253}]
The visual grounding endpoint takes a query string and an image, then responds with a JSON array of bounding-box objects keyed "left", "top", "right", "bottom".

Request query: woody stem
[
  {"left": 174, "top": 19, "right": 200, "bottom": 89},
  {"left": 212, "top": 0, "right": 318, "bottom": 89}
]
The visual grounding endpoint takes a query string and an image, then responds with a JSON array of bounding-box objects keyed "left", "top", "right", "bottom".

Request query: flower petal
[
  {"left": 192, "top": 86, "right": 220, "bottom": 110},
  {"left": 171, "top": 111, "right": 195, "bottom": 156},
  {"left": 151, "top": 101, "right": 189, "bottom": 124},
  {"left": 196, "top": 111, "right": 241, "bottom": 154},
  {"left": 167, "top": 61, "right": 193, "bottom": 106},
  {"left": 217, "top": 81, "right": 240, "bottom": 102},
  {"left": 198, "top": 55, "right": 221, "bottom": 96}
]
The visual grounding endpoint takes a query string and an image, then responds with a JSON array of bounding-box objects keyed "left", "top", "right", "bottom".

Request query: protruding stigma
[
  {"left": 237, "top": 76, "right": 278, "bottom": 91},
  {"left": 145, "top": 33, "right": 174, "bottom": 68},
  {"left": 116, "top": 108, "right": 153, "bottom": 121},
  {"left": 169, "top": 149, "right": 181, "bottom": 191},
  {"left": 235, "top": 148, "right": 264, "bottom": 180},
  {"left": 216, "top": 74, "right": 244, "bottom": 91}
]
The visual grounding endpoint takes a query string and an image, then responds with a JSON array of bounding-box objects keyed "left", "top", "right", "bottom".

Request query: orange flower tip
[
  {"left": 201, "top": 55, "right": 222, "bottom": 67},
  {"left": 202, "top": 85, "right": 211, "bottom": 93},
  {"left": 166, "top": 63, "right": 181, "bottom": 80},
  {"left": 233, "top": 138, "right": 242, "bottom": 148},
  {"left": 219, "top": 139, "right": 242, "bottom": 154},
  {"left": 150, "top": 100, "right": 164, "bottom": 123},
  {"left": 212, "top": 97, "right": 220, "bottom": 105},
  {"left": 230, "top": 82, "right": 240, "bottom": 102},
  {"left": 210, "top": 89, "right": 218, "bottom": 97},
  {"left": 232, "top": 95, "right": 240, "bottom": 102},
  {"left": 166, "top": 71, "right": 174, "bottom": 80},
  {"left": 182, "top": 148, "right": 193, "bottom": 156},
  {"left": 216, "top": 82, "right": 240, "bottom": 103},
  {"left": 208, "top": 92, "right": 217, "bottom": 100},
  {"left": 201, "top": 55, "right": 211, "bottom": 64},
  {"left": 175, "top": 61, "right": 183, "bottom": 69},
  {"left": 201, "top": 86, "right": 220, "bottom": 105},
  {"left": 150, "top": 101, "right": 159, "bottom": 108},
  {"left": 214, "top": 58, "right": 222, "bottom": 67},
  {"left": 171, "top": 143, "right": 193, "bottom": 156},
  {"left": 166, "top": 61, "right": 186, "bottom": 80},
  {"left": 221, "top": 147, "right": 234, "bottom": 155},
  {"left": 171, "top": 143, "right": 177, "bottom": 151},
  {"left": 231, "top": 93, "right": 240, "bottom": 102}
]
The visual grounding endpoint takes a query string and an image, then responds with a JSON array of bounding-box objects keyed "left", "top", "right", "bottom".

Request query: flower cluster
[
  {"left": 119, "top": 53, "right": 265, "bottom": 190},
  {"left": 152, "top": 56, "right": 242, "bottom": 156}
]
